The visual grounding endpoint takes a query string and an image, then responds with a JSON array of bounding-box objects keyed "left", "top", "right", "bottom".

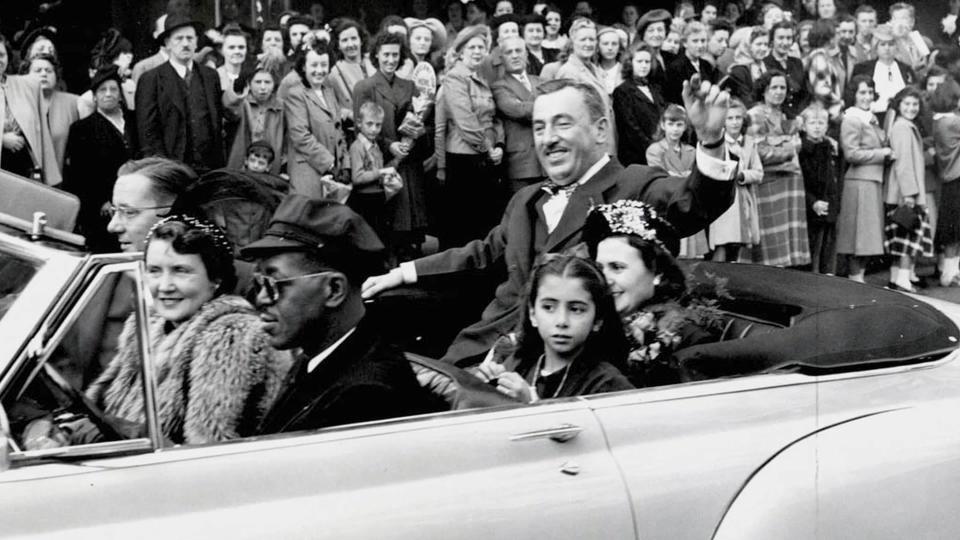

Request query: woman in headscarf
[{"left": 725, "top": 26, "right": 769, "bottom": 108}]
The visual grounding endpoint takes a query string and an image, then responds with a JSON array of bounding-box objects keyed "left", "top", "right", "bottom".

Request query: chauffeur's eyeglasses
[{"left": 252, "top": 271, "right": 333, "bottom": 302}]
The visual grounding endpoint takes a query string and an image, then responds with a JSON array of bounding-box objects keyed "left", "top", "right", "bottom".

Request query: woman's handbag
[{"left": 890, "top": 204, "right": 920, "bottom": 230}]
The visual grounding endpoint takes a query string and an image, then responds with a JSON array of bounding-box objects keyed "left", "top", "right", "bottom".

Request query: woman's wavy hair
[
  {"left": 753, "top": 69, "right": 789, "bottom": 105},
  {"left": 514, "top": 254, "right": 629, "bottom": 375},
  {"left": 20, "top": 52, "right": 65, "bottom": 91},
  {"left": 843, "top": 73, "right": 875, "bottom": 108},
  {"left": 294, "top": 38, "right": 332, "bottom": 88},
  {"left": 889, "top": 85, "right": 924, "bottom": 121},
  {"left": 330, "top": 17, "right": 369, "bottom": 62},
  {"left": 368, "top": 31, "right": 411, "bottom": 71},
  {"left": 146, "top": 216, "right": 238, "bottom": 296},
  {"left": 583, "top": 220, "right": 686, "bottom": 307},
  {"left": 621, "top": 41, "right": 654, "bottom": 82}
]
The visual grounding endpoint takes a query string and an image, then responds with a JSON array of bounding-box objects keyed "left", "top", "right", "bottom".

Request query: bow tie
[{"left": 541, "top": 181, "right": 578, "bottom": 196}]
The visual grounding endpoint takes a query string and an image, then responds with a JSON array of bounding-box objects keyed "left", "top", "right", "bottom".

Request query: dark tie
[{"left": 184, "top": 66, "right": 193, "bottom": 87}]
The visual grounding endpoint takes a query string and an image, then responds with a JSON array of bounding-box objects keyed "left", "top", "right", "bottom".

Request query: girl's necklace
[{"left": 531, "top": 354, "right": 573, "bottom": 399}]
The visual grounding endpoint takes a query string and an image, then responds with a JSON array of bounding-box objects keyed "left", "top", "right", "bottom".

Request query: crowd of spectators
[{"left": 5, "top": 0, "right": 960, "bottom": 288}]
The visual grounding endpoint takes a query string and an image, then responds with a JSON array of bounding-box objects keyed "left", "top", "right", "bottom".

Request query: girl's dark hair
[
  {"left": 753, "top": 69, "right": 789, "bottom": 104},
  {"left": 515, "top": 255, "right": 629, "bottom": 374},
  {"left": 621, "top": 41, "right": 654, "bottom": 82},
  {"left": 923, "top": 65, "right": 948, "bottom": 93},
  {"left": 930, "top": 77, "right": 960, "bottom": 114},
  {"left": 331, "top": 17, "right": 370, "bottom": 62},
  {"left": 843, "top": 73, "right": 875, "bottom": 108},
  {"left": 369, "top": 31, "right": 410, "bottom": 70},
  {"left": 294, "top": 38, "right": 332, "bottom": 87},
  {"left": 146, "top": 218, "right": 237, "bottom": 296},
  {"left": 889, "top": 85, "right": 923, "bottom": 120}
]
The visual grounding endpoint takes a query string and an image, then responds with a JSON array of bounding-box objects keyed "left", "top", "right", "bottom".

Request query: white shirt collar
[
  {"left": 169, "top": 59, "right": 193, "bottom": 78},
  {"left": 98, "top": 109, "right": 125, "bottom": 133},
  {"left": 575, "top": 154, "right": 611, "bottom": 187},
  {"left": 307, "top": 327, "right": 357, "bottom": 373},
  {"left": 845, "top": 106, "right": 875, "bottom": 123}
]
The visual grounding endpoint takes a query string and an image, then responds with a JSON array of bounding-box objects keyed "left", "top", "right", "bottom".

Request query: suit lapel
[
  {"left": 504, "top": 73, "right": 532, "bottom": 99},
  {"left": 543, "top": 160, "right": 622, "bottom": 252}
]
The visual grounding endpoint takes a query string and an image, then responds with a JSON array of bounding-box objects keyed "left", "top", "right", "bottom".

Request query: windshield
[{"left": 0, "top": 252, "right": 39, "bottom": 322}]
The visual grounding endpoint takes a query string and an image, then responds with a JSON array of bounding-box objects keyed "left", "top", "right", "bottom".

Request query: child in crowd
[
  {"left": 662, "top": 30, "right": 682, "bottom": 55},
  {"left": 646, "top": 105, "right": 706, "bottom": 258},
  {"left": 798, "top": 104, "right": 840, "bottom": 274},
  {"left": 476, "top": 255, "right": 633, "bottom": 403},
  {"left": 243, "top": 141, "right": 275, "bottom": 174},
  {"left": 347, "top": 101, "right": 401, "bottom": 240},
  {"left": 710, "top": 99, "right": 762, "bottom": 262}
]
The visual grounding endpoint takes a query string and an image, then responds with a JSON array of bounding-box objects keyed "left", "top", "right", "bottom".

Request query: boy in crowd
[
  {"left": 799, "top": 104, "right": 839, "bottom": 275},
  {"left": 348, "top": 101, "right": 400, "bottom": 241},
  {"left": 244, "top": 141, "right": 275, "bottom": 174}
]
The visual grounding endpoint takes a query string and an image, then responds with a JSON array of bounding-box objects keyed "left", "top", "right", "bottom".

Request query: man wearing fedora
[
  {"left": 241, "top": 195, "right": 436, "bottom": 434},
  {"left": 363, "top": 75, "right": 737, "bottom": 366},
  {"left": 135, "top": 14, "right": 224, "bottom": 173}
]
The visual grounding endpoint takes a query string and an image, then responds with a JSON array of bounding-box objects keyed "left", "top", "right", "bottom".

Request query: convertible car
[{"left": 2, "top": 213, "right": 960, "bottom": 539}]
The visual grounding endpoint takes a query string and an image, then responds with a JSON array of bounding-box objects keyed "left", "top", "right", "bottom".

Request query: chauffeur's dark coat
[{"left": 257, "top": 316, "right": 437, "bottom": 434}]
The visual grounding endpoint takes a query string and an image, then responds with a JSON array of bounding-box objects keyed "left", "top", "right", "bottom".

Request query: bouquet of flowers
[
  {"left": 397, "top": 62, "right": 437, "bottom": 150},
  {"left": 623, "top": 271, "right": 731, "bottom": 369}
]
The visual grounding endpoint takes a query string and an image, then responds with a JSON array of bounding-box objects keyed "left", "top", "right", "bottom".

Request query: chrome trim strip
[
  {"left": 133, "top": 260, "right": 162, "bottom": 449},
  {"left": 10, "top": 438, "right": 152, "bottom": 463}
]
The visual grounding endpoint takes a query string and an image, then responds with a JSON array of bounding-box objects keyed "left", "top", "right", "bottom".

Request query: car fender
[{"left": 714, "top": 402, "right": 960, "bottom": 539}]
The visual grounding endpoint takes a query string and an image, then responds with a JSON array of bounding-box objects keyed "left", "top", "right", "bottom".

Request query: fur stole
[{"left": 86, "top": 295, "right": 291, "bottom": 444}]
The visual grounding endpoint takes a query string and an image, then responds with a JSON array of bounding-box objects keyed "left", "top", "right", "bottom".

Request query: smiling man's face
[{"left": 532, "top": 87, "right": 608, "bottom": 186}]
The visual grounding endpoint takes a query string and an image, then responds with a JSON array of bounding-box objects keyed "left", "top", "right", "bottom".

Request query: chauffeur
[
  {"left": 242, "top": 195, "right": 436, "bottom": 434},
  {"left": 363, "top": 74, "right": 738, "bottom": 366}
]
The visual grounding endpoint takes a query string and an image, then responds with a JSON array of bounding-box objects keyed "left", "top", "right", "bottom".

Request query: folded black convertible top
[{"left": 677, "top": 262, "right": 960, "bottom": 377}]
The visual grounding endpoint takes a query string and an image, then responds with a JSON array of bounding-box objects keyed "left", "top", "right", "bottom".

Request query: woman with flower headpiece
[
  {"left": 84, "top": 215, "right": 291, "bottom": 445},
  {"left": 582, "top": 200, "right": 724, "bottom": 387}
]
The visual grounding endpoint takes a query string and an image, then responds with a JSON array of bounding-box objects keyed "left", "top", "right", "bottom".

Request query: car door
[
  {"left": 0, "top": 255, "right": 635, "bottom": 538},
  {"left": 1, "top": 399, "right": 636, "bottom": 539}
]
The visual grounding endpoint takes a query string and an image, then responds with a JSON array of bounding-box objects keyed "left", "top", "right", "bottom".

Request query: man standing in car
[
  {"left": 241, "top": 195, "right": 436, "bottom": 434},
  {"left": 362, "top": 75, "right": 737, "bottom": 366}
]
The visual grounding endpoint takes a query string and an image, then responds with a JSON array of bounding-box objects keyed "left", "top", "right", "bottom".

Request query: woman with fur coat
[{"left": 86, "top": 215, "right": 290, "bottom": 445}]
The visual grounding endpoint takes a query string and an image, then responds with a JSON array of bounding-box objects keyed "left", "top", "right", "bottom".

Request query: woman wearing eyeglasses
[{"left": 86, "top": 215, "right": 291, "bottom": 445}]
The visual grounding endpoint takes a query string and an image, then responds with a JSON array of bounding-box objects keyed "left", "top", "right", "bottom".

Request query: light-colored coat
[
  {"left": 285, "top": 82, "right": 347, "bottom": 199},
  {"left": 886, "top": 116, "right": 926, "bottom": 206},
  {"left": 842, "top": 108, "right": 888, "bottom": 183},
  {"left": 439, "top": 62, "right": 502, "bottom": 156},
  {"left": 0, "top": 75, "right": 61, "bottom": 185},
  {"left": 86, "top": 295, "right": 291, "bottom": 445}
]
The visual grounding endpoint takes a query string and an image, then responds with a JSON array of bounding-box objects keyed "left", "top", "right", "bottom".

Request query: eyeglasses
[
  {"left": 102, "top": 203, "right": 172, "bottom": 221},
  {"left": 252, "top": 271, "right": 332, "bottom": 303}
]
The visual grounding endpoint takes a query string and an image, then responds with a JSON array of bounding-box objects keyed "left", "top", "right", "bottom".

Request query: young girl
[
  {"left": 613, "top": 43, "right": 664, "bottom": 166},
  {"left": 646, "top": 105, "right": 707, "bottom": 258},
  {"left": 885, "top": 86, "right": 934, "bottom": 292},
  {"left": 476, "top": 255, "right": 633, "bottom": 404},
  {"left": 596, "top": 26, "right": 625, "bottom": 96},
  {"left": 709, "top": 99, "right": 762, "bottom": 261}
]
